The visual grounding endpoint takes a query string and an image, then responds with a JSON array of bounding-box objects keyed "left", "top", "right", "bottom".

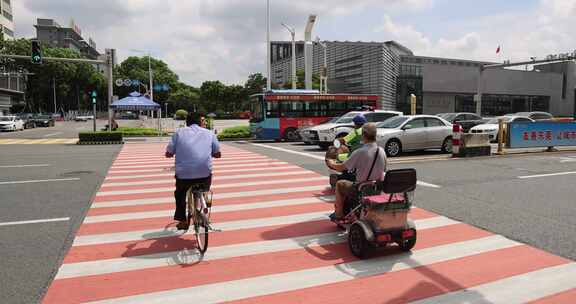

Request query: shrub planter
[{"left": 78, "top": 131, "right": 124, "bottom": 145}]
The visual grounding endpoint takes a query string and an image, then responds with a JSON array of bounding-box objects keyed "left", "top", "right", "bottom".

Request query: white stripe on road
[
  {"left": 0, "top": 217, "right": 70, "bottom": 227},
  {"left": 107, "top": 161, "right": 289, "bottom": 174},
  {"left": 102, "top": 171, "right": 318, "bottom": 187},
  {"left": 90, "top": 235, "right": 518, "bottom": 304},
  {"left": 0, "top": 178, "right": 80, "bottom": 185},
  {"left": 518, "top": 171, "right": 576, "bottom": 179},
  {"left": 250, "top": 143, "right": 325, "bottom": 160},
  {"left": 413, "top": 263, "right": 576, "bottom": 304},
  {"left": 113, "top": 156, "right": 267, "bottom": 165},
  {"left": 92, "top": 185, "right": 328, "bottom": 209},
  {"left": 43, "top": 132, "right": 63, "bottom": 137},
  {"left": 0, "top": 164, "right": 51, "bottom": 168},
  {"left": 58, "top": 216, "right": 458, "bottom": 279},
  {"left": 104, "top": 165, "right": 300, "bottom": 180},
  {"left": 84, "top": 196, "right": 335, "bottom": 223},
  {"left": 96, "top": 177, "right": 328, "bottom": 196},
  {"left": 110, "top": 158, "right": 274, "bottom": 169},
  {"left": 248, "top": 142, "right": 442, "bottom": 188},
  {"left": 73, "top": 211, "right": 330, "bottom": 246}
]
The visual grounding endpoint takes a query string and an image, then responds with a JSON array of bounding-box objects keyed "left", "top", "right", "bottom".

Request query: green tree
[
  {"left": 244, "top": 73, "right": 267, "bottom": 96},
  {"left": 114, "top": 56, "right": 179, "bottom": 103},
  {"left": 289, "top": 69, "right": 320, "bottom": 90},
  {"left": 200, "top": 80, "right": 226, "bottom": 113}
]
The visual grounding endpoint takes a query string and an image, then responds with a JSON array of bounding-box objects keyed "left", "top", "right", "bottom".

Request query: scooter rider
[
  {"left": 335, "top": 114, "right": 367, "bottom": 162},
  {"left": 326, "top": 123, "right": 387, "bottom": 223}
]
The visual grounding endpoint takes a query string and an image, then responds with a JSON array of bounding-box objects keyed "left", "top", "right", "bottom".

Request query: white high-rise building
[{"left": 0, "top": 0, "right": 14, "bottom": 39}]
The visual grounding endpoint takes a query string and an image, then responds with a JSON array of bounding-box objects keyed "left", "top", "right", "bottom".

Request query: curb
[{"left": 77, "top": 141, "right": 125, "bottom": 145}]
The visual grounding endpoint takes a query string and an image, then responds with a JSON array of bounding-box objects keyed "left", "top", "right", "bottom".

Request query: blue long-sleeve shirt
[{"left": 166, "top": 124, "right": 220, "bottom": 179}]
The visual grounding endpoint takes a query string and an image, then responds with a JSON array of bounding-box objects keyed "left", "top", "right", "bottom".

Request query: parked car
[
  {"left": 18, "top": 113, "right": 36, "bottom": 129},
  {"left": 512, "top": 111, "right": 553, "bottom": 121},
  {"left": 469, "top": 116, "right": 534, "bottom": 141},
  {"left": 314, "top": 110, "right": 403, "bottom": 149},
  {"left": 75, "top": 115, "right": 95, "bottom": 122},
  {"left": 34, "top": 114, "right": 55, "bottom": 127},
  {"left": 0, "top": 115, "right": 25, "bottom": 131},
  {"left": 376, "top": 115, "right": 453, "bottom": 157},
  {"left": 436, "top": 112, "right": 487, "bottom": 132},
  {"left": 299, "top": 116, "right": 340, "bottom": 145}
]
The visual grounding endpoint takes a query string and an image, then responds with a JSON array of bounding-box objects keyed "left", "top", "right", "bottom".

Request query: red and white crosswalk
[{"left": 43, "top": 143, "right": 576, "bottom": 303}]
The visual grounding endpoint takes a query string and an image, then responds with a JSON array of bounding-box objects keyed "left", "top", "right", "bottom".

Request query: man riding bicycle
[{"left": 165, "top": 112, "right": 221, "bottom": 230}]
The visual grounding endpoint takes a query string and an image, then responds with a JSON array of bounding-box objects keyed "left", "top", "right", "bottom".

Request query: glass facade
[
  {"left": 396, "top": 64, "right": 423, "bottom": 115},
  {"left": 455, "top": 94, "right": 550, "bottom": 116}
]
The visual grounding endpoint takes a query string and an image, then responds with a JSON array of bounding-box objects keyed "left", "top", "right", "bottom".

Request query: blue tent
[{"left": 110, "top": 91, "right": 160, "bottom": 111}]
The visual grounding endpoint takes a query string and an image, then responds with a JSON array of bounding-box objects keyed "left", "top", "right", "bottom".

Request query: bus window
[{"left": 266, "top": 101, "right": 280, "bottom": 118}]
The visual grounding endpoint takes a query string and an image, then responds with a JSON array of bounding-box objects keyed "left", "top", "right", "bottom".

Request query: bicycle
[{"left": 185, "top": 185, "right": 215, "bottom": 254}]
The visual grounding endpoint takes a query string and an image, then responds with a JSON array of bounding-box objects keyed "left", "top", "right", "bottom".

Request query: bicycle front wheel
[{"left": 194, "top": 212, "right": 209, "bottom": 254}]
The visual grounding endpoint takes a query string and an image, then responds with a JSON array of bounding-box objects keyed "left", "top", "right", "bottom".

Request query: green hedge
[
  {"left": 217, "top": 125, "right": 251, "bottom": 140},
  {"left": 79, "top": 131, "right": 123, "bottom": 143},
  {"left": 116, "top": 127, "right": 167, "bottom": 136}
]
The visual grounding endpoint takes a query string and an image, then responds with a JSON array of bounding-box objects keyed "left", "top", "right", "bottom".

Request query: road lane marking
[
  {"left": 0, "top": 178, "right": 80, "bottom": 185},
  {"left": 57, "top": 216, "right": 458, "bottom": 279},
  {"left": 88, "top": 235, "right": 518, "bottom": 304},
  {"left": 0, "top": 217, "right": 70, "bottom": 227},
  {"left": 0, "top": 164, "right": 51, "bottom": 168},
  {"left": 73, "top": 211, "right": 330, "bottom": 246},
  {"left": 518, "top": 171, "right": 576, "bottom": 179},
  {"left": 249, "top": 142, "right": 442, "bottom": 188},
  {"left": 44, "top": 132, "right": 63, "bottom": 137},
  {"left": 96, "top": 177, "right": 328, "bottom": 196},
  {"left": 413, "top": 263, "right": 576, "bottom": 304}
]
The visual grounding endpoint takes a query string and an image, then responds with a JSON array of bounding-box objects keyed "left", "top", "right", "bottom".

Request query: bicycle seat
[{"left": 189, "top": 183, "right": 210, "bottom": 193}]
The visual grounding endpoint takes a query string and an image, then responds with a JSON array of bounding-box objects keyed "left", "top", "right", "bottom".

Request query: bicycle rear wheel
[{"left": 194, "top": 211, "right": 209, "bottom": 254}]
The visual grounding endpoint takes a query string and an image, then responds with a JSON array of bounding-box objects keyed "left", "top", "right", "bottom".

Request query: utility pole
[
  {"left": 266, "top": 0, "right": 271, "bottom": 91},
  {"left": 52, "top": 76, "right": 57, "bottom": 114}
]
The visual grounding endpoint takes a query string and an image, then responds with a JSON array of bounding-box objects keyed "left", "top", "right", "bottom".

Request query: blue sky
[{"left": 13, "top": 0, "right": 576, "bottom": 86}]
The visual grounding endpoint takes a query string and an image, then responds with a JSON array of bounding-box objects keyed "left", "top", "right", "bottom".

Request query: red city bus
[{"left": 250, "top": 90, "right": 379, "bottom": 140}]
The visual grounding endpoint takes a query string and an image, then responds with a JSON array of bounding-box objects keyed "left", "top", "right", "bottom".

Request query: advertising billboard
[{"left": 508, "top": 121, "right": 576, "bottom": 148}]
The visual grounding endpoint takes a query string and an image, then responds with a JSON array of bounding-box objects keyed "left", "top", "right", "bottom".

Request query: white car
[
  {"left": 314, "top": 110, "right": 403, "bottom": 149},
  {"left": 0, "top": 116, "right": 25, "bottom": 131},
  {"left": 376, "top": 115, "right": 453, "bottom": 157},
  {"left": 299, "top": 117, "right": 340, "bottom": 144},
  {"left": 469, "top": 116, "right": 534, "bottom": 141},
  {"left": 75, "top": 115, "right": 94, "bottom": 122}
]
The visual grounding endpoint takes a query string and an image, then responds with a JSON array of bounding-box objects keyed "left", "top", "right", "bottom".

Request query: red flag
[{"left": 496, "top": 45, "right": 501, "bottom": 54}]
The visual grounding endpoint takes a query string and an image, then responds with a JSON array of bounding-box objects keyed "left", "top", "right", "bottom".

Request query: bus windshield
[{"left": 250, "top": 96, "right": 264, "bottom": 122}]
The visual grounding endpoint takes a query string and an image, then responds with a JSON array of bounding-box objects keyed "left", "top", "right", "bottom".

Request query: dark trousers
[{"left": 174, "top": 175, "right": 212, "bottom": 221}]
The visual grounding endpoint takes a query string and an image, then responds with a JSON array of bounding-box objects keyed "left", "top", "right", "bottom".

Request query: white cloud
[{"left": 12, "top": 0, "right": 435, "bottom": 87}]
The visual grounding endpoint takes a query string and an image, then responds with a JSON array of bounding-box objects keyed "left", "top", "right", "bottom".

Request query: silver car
[{"left": 376, "top": 115, "right": 453, "bottom": 157}]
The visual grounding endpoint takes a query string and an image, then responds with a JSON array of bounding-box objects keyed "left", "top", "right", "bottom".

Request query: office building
[
  {"left": 0, "top": 0, "right": 15, "bottom": 39},
  {"left": 34, "top": 18, "right": 100, "bottom": 59},
  {"left": 271, "top": 40, "right": 576, "bottom": 117}
]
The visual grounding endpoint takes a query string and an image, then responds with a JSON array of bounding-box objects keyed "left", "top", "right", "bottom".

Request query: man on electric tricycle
[{"left": 326, "top": 123, "right": 387, "bottom": 224}]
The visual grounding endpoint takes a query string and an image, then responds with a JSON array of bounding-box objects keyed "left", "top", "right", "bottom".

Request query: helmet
[{"left": 352, "top": 114, "right": 367, "bottom": 126}]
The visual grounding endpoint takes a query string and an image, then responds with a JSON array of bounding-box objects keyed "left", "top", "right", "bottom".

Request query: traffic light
[{"left": 31, "top": 41, "right": 42, "bottom": 64}]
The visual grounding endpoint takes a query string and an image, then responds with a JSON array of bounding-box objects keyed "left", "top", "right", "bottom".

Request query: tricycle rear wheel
[
  {"left": 398, "top": 230, "right": 417, "bottom": 252},
  {"left": 348, "top": 223, "right": 369, "bottom": 258}
]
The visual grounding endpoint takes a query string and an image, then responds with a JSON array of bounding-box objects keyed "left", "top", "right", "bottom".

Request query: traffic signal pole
[{"left": 0, "top": 53, "right": 114, "bottom": 132}]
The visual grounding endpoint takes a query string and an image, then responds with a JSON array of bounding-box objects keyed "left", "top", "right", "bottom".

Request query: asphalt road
[
  {"left": 230, "top": 141, "right": 576, "bottom": 261},
  {"left": 0, "top": 144, "right": 121, "bottom": 304},
  {"left": 0, "top": 119, "right": 141, "bottom": 139}
]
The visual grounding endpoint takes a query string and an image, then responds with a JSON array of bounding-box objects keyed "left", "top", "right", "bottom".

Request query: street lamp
[
  {"left": 130, "top": 49, "right": 154, "bottom": 102},
  {"left": 281, "top": 23, "right": 297, "bottom": 90},
  {"left": 316, "top": 37, "right": 328, "bottom": 94}
]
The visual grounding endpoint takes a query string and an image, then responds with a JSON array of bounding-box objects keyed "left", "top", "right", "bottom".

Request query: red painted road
[{"left": 43, "top": 143, "right": 576, "bottom": 303}]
